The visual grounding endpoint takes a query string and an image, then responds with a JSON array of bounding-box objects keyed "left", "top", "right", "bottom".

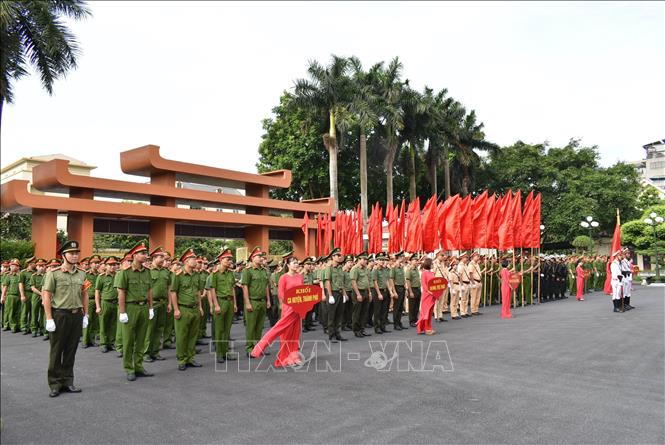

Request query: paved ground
[{"left": 1, "top": 286, "right": 664, "bottom": 444}]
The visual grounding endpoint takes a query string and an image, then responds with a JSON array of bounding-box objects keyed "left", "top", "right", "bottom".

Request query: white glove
[
  {"left": 82, "top": 314, "right": 89, "bottom": 329},
  {"left": 343, "top": 294, "right": 348, "bottom": 303},
  {"left": 119, "top": 312, "right": 129, "bottom": 324},
  {"left": 328, "top": 295, "right": 335, "bottom": 304},
  {"left": 149, "top": 308, "right": 155, "bottom": 320},
  {"left": 45, "top": 319, "right": 56, "bottom": 332}
]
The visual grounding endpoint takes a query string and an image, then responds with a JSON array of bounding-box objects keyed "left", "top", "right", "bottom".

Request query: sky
[{"left": 1, "top": 1, "right": 663, "bottom": 182}]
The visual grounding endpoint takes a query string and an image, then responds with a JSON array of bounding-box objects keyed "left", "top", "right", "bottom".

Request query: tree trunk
[
  {"left": 443, "top": 143, "right": 451, "bottom": 199},
  {"left": 429, "top": 154, "right": 437, "bottom": 199},
  {"left": 461, "top": 164, "right": 470, "bottom": 197},
  {"left": 408, "top": 141, "right": 417, "bottom": 201},
  {"left": 325, "top": 110, "right": 339, "bottom": 215},
  {"left": 384, "top": 141, "right": 398, "bottom": 208},
  {"left": 359, "top": 128, "right": 368, "bottom": 224}
]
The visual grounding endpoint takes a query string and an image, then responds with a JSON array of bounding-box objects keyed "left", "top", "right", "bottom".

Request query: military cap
[
  {"left": 121, "top": 253, "right": 132, "bottom": 263},
  {"left": 196, "top": 256, "right": 205, "bottom": 263},
  {"left": 59, "top": 240, "right": 81, "bottom": 255},
  {"left": 281, "top": 250, "right": 294, "bottom": 261},
  {"left": 393, "top": 250, "right": 405, "bottom": 258},
  {"left": 459, "top": 252, "right": 469, "bottom": 259},
  {"left": 267, "top": 259, "right": 278, "bottom": 268},
  {"left": 35, "top": 258, "right": 47, "bottom": 266},
  {"left": 249, "top": 246, "right": 266, "bottom": 260},
  {"left": 47, "top": 258, "right": 62, "bottom": 267},
  {"left": 209, "top": 259, "right": 219, "bottom": 267},
  {"left": 344, "top": 255, "right": 355, "bottom": 263},
  {"left": 150, "top": 246, "right": 167, "bottom": 258},
  {"left": 105, "top": 256, "right": 120, "bottom": 265},
  {"left": 126, "top": 242, "right": 148, "bottom": 258},
  {"left": 217, "top": 248, "right": 234, "bottom": 261},
  {"left": 300, "top": 256, "right": 316, "bottom": 266},
  {"left": 24, "top": 256, "right": 36, "bottom": 265},
  {"left": 9, "top": 258, "right": 21, "bottom": 267},
  {"left": 356, "top": 251, "right": 368, "bottom": 260},
  {"left": 89, "top": 255, "right": 102, "bottom": 264},
  {"left": 375, "top": 252, "right": 389, "bottom": 261},
  {"left": 180, "top": 248, "right": 197, "bottom": 263},
  {"left": 1, "top": 260, "right": 9, "bottom": 267},
  {"left": 80, "top": 257, "right": 90, "bottom": 265},
  {"left": 329, "top": 247, "right": 342, "bottom": 257}
]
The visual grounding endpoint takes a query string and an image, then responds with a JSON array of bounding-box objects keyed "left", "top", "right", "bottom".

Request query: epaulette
[
  {"left": 122, "top": 264, "right": 131, "bottom": 271},
  {"left": 175, "top": 269, "right": 183, "bottom": 276}
]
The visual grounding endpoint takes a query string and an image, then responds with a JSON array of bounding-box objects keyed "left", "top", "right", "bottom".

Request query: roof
[{"left": 1, "top": 154, "right": 96, "bottom": 174}]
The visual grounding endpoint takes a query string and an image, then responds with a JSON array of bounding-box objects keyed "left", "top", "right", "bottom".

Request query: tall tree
[
  {"left": 452, "top": 110, "right": 498, "bottom": 196},
  {"left": 293, "top": 55, "right": 353, "bottom": 214},
  {"left": 0, "top": 0, "right": 91, "bottom": 125}
]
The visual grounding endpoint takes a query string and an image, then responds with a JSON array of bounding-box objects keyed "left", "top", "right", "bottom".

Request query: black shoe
[
  {"left": 462, "top": 314, "right": 470, "bottom": 318},
  {"left": 127, "top": 373, "right": 136, "bottom": 381},
  {"left": 354, "top": 332, "right": 363, "bottom": 338},
  {"left": 400, "top": 325, "right": 408, "bottom": 329},
  {"left": 22, "top": 330, "right": 30, "bottom": 335},
  {"left": 136, "top": 370, "right": 154, "bottom": 377},
  {"left": 329, "top": 335, "right": 338, "bottom": 343},
  {"left": 335, "top": 334, "right": 348, "bottom": 342},
  {"left": 144, "top": 356, "right": 155, "bottom": 363},
  {"left": 62, "top": 385, "right": 81, "bottom": 393},
  {"left": 188, "top": 361, "right": 202, "bottom": 368},
  {"left": 216, "top": 357, "right": 225, "bottom": 363},
  {"left": 381, "top": 328, "right": 390, "bottom": 333},
  {"left": 225, "top": 354, "right": 237, "bottom": 361},
  {"left": 394, "top": 326, "right": 403, "bottom": 331},
  {"left": 178, "top": 364, "right": 187, "bottom": 371},
  {"left": 374, "top": 330, "right": 383, "bottom": 335},
  {"left": 341, "top": 326, "right": 352, "bottom": 331},
  {"left": 474, "top": 312, "right": 483, "bottom": 315},
  {"left": 43, "top": 336, "right": 50, "bottom": 341},
  {"left": 81, "top": 343, "right": 90, "bottom": 349},
  {"left": 49, "top": 388, "right": 60, "bottom": 397},
  {"left": 100, "top": 346, "right": 110, "bottom": 353},
  {"left": 452, "top": 316, "right": 461, "bottom": 320},
  {"left": 154, "top": 355, "right": 165, "bottom": 361},
  {"left": 361, "top": 331, "right": 372, "bottom": 337},
  {"left": 116, "top": 351, "right": 123, "bottom": 358},
  {"left": 32, "top": 332, "right": 38, "bottom": 337},
  {"left": 162, "top": 344, "right": 175, "bottom": 349},
  {"left": 409, "top": 322, "right": 416, "bottom": 327},
  {"left": 195, "top": 339, "right": 207, "bottom": 345}
]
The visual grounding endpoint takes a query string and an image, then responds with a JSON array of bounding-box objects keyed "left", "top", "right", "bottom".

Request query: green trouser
[
  {"left": 144, "top": 300, "right": 167, "bottom": 358},
  {"left": 30, "top": 293, "right": 43, "bottom": 334},
  {"left": 99, "top": 300, "right": 118, "bottom": 348},
  {"left": 4, "top": 294, "right": 20, "bottom": 331},
  {"left": 212, "top": 297, "right": 234, "bottom": 358},
  {"left": 163, "top": 309, "right": 175, "bottom": 347},
  {"left": 351, "top": 289, "right": 370, "bottom": 333},
  {"left": 372, "top": 290, "right": 387, "bottom": 331},
  {"left": 82, "top": 300, "right": 99, "bottom": 345},
  {"left": 199, "top": 298, "right": 210, "bottom": 338},
  {"left": 326, "top": 290, "right": 344, "bottom": 337},
  {"left": 48, "top": 309, "right": 83, "bottom": 391},
  {"left": 523, "top": 276, "right": 533, "bottom": 305},
  {"left": 175, "top": 306, "right": 200, "bottom": 365},
  {"left": 115, "top": 306, "right": 124, "bottom": 352},
  {"left": 20, "top": 294, "right": 32, "bottom": 332},
  {"left": 120, "top": 303, "right": 148, "bottom": 374},
  {"left": 244, "top": 299, "right": 266, "bottom": 353}
]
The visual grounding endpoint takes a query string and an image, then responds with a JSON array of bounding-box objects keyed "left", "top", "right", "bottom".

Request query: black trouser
[
  {"left": 48, "top": 308, "right": 83, "bottom": 391},
  {"left": 268, "top": 293, "right": 279, "bottom": 327},
  {"left": 234, "top": 286, "right": 244, "bottom": 318},
  {"left": 352, "top": 289, "right": 370, "bottom": 333},
  {"left": 366, "top": 300, "right": 374, "bottom": 326},
  {"left": 327, "top": 290, "right": 344, "bottom": 337},
  {"left": 303, "top": 309, "right": 315, "bottom": 329},
  {"left": 408, "top": 287, "right": 421, "bottom": 324},
  {"left": 393, "top": 285, "right": 406, "bottom": 328},
  {"left": 372, "top": 288, "right": 390, "bottom": 331},
  {"left": 343, "top": 294, "right": 353, "bottom": 328}
]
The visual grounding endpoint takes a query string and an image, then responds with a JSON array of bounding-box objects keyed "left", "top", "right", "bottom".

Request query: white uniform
[
  {"left": 610, "top": 260, "right": 622, "bottom": 301},
  {"left": 620, "top": 258, "right": 632, "bottom": 298}
]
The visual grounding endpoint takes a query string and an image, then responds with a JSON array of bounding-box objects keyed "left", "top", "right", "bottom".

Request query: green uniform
[
  {"left": 197, "top": 271, "right": 210, "bottom": 339},
  {"left": 96, "top": 272, "right": 118, "bottom": 349},
  {"left": 144, "top": 266, "right": 170, "bottom": 359},
  {"left": 171, "top": 270, "right": 202, "bottom": 366},
  {"left": 350, "top": 265, "right": 371, "bottom": 334},
  {"left": 240, "top": 265, "right": 268, "bottom": 353},
  {"left": 113, "top": 270, "right": 125, "bottom": 354},
  {"left": 208, "top": 269, "right": 235, "bottom": 359},
  {"left": 406, "top": 267, "right": 421, "bottom": 324},
  {"left": 317, "top": 268, "right": 328, "bottom": 329},
  {"left": 2, "top": 272, "right": 22, "bottom": 331},
  {"left": 390, "top": 266, "right": 407, "bottom": 328},
  {"left": 342, "top": 270, "right": 353, "bottom": 329},
  {"left": 42, "top": 267, "right": 86, "bottom": 391},
  {"left": 19, "top": 268, "right": 35, "bottom": 333},
  {"left": 117, "top": 266, "right": 151, "bottom": 375},
  {"left": 302, "top": 271, "right": 316, "bottom": 329},
  {"left": 269, "top": 270, "right": 283, "bottom": 324},
  {"left": 371, "top": 267, "right": 391, "bottom": 332},
  {"left": 29, "top": 272, "right": 45, "bottom": 335},
  {"left": 162, "top": 270, "right": 176, "bottom": 348},
  {"left": 82, "top": 271, "right": 99, "bottom": 345},
  {"left": 324, "top": 264, "right": 346, "bottom": 337}
]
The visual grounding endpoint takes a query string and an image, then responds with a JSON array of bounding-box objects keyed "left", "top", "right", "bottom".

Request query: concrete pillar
[
  {"left": 32, "top": 209, "right": 58, "bottom": 259},
  {"left": 67, "top": 189, "right": 94, "bottom": 257},
  {"left": 149, "top": 172, "right": 176, "bottom": 255},
  {"left": 293, "top": 228, "right": 316, "bottom": 259},
  {"left": 245, "top": 183, "right": 270, "bottom": 252}
]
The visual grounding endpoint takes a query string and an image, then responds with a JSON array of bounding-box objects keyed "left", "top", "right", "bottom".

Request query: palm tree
[
  {"left": 373, "top": 57, "right": 404, "bottom": 208},
  {"left": 0, "top": 0, "right": 91, "bottom": 125},
  {"left": 425, "top": 93, "right": 463, "bottom": 199},
  {"left": 293, "top": 55, "right": 353, "bottom": 214},
  {"left": 453, "top": 110, "right": 499, "bottom": 196}
]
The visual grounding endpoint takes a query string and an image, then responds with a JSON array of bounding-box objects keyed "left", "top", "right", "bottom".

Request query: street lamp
[
  {"left": 580, "top": 216, "right": 599, "bottom": 252},
  {"left": 644, "top": 212, "right": 664, "bottom": 281}
]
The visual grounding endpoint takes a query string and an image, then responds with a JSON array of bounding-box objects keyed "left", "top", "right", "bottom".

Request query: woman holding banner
[
  {"left": 416, "top": 258, "right": 439, "bottom": 335},
  {"left": 251, "top": 256, "right": 304, "bottom": 367},
  {"left": 499, "top": 260, "right": 513, "bottom": 319}
]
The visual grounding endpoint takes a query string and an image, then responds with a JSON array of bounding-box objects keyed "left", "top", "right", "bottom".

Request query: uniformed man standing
[
  {"left": 342, "top": 255, "right": 354, "bottom": 331},
  {"left": 301, "top": 257, "right": 317, "bottom": 332},
  {"left": 117, "top": 242, "right": 154, "bottom": 381},
  {"left": 41, "top": 240, "right": 89, "bottom": 397},
  {"left": 171, "top": 248, "right": 204, "bottom": 370},
  {"left": 81, "top": 255, "right": 101, "bottom": 347},
  {"left": 241, "top": 247, "right": 271, "bottom": 356},
  {"left": 350, "top": 252, "right": 372, "bottom": 338},
  {"left": 389, "top": 252, "right": 408, "bottom": 330},
  {"left": 95, "top": 257, "right": 119, "bottom": 353},
  {"left": 371, "top": 253, "right": 391, "bottom": 334},
  {"left": 19, "top": 257, "right": 36, "bottom": 334},
  {"left": 324, "top": 248, "right": 348, "bottom": 343},
  {"left": 207, "top": 249, "right": 238, "bottom": 363},
  {"left": 144, "top": 247, "right": 170, "bottom": 362},
  {"left": 29, "top": 259, "right": 47, "bottom": 337},
  {"left": 620, "top": 248, "right": 634, "bottom": 310},
  {"left": 1, "top": 259, "right": 22, "bottom": 332},
  {"left": 405, "top": 254, "right": 422, "bottom": 326},
  {"left": 468, "top": 253, "right": 483, "bottom": 316},
  {"left": 161, "top": 252, "right": 176, "bottom": 350}
]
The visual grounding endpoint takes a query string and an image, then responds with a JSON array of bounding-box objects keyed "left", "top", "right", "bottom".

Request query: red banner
[
  {"left": 509, "top": 272, "right": 522, "bottom": 290},
  {"left": 428, "top": 277, "right": 448, "bottom": 297},
  {"left": 284, "top": 285, "right": 323, "bottom": 318}
]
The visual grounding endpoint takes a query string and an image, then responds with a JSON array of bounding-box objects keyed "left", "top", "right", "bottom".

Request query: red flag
[
  {"left": 316, "top": 214, "right": 323, "bottom": 257},
  {"left": 398, "top": 200, "right": 406, "bottom": 250},
  {"left": 368, "top": 203, "right": 379, "bottom": 254},
  {"left": 437, "top": 201, "right": 446, "bottom": 251},
  {"left": 443, "top": 195, "right": 461, "bottom": 250},
  {"left": 422, "top": 196, "right": 438, "bottom": 253},
  {"left": 532, "top": 193, "right": 541, "bottom": 248},
  {"left": 405, "top": 198, "right": 423, "bottom": 252},
  {"left": 604, "top": 211, "right": 622, "bottom": 295},
  {"left": 472, "top": 190, "right": 489, "bottom": 248},
  {"left": 512, "top": 190, "right": 522, "bottom": 248},
  {"left": 460, "top": 195, "right": 474, "bottom": 250},
  {"left": 484, "top": 194, "right": 496, "bottom": 248},
  {"left": 356, "top": 204, "right": 364, "bottom": 254},
  {"left": 301, "top": 212, "right": 310, "bottom": 256},
  {"left": 521, "top": 192, "right": 534, "bottom": 248},
  {"left": 325, "top": 213, "right": 333, "bottom": 254},
  {"left": 498, "top": 191, "right": 515, "bottom": 250}
]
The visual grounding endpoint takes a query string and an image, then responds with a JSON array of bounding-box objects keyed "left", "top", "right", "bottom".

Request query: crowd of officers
[{"left": 0, "top": 241, "right": 617, "bottom": 395}]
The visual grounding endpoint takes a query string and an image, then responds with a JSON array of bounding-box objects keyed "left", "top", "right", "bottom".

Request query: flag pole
[
  {"left": 530, "top": 247, "right": 534, "bottom": 305},
  {"left": 520, "top": 247, "right": 525, "bottom": 307},
  {"left": 617, "top": 208, "right": 624, "bottom": 312},
  {"left": 537, "top": 248, "right": 541, "bottom": 304},
  {"left": 483, "top": 255, "right": 487, "bottom": 307},
  {"left": 512, "top": 250, "right": 517, "bottom": 308}
]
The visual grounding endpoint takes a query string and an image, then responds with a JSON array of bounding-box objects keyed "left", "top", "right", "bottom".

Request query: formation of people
[{"left": 0, "top": 241, "right": 635, "bottom": 396}]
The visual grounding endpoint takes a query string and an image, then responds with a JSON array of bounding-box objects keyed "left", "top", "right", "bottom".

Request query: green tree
[
  {"left": 0, "top": 0, "right": 91, "bottom": 124},
  {"left": 0, "top": 213, "right": 31, "bottom": 239},
  {"left": 621, "top": 204, "right": 665, "bottom": 262},
  {"left": 636, "top": 186, "right": 664, "bottom": 212}
]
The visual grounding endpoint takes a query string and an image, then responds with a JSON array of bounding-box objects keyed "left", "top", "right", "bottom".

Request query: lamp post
[
  {"left": 644, "top": 212, "right": 664, "bottom": 281},
  {"left": 580, "top": 216, "right": 599, "bottom": 252}
]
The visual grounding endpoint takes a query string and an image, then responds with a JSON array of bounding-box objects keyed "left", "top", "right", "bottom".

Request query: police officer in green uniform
[
  {"left": 82, "top": 255, "right": 101, "bottom": 347},
  {"left": 207, "top": 249, "right": 238, "bottom": 363},
  {"left": 117, "top": 242, "right": 154, "bottom": 381},
  {"left": 350, "top": 252, "right": 372, "bottom": 338},
  {"left": 95, "top": 256, "right": 119, "bottom": 353},
  {"left": 405, "top": 254, "right": 421, "bottom": 327},
  {"left": 42, "top": 240, "right": 88, "bottom": 397},
  {"left": 29, "top": 259, "right": 47, "bottom": 336},
  {"left": 241, "top": 247, "right": 271, "bottom": 356},
  {"left": 18, "top": 257, "right": 36, "bottom": 334},
  {"left": 1, "top": 259, "right": 22, "bottom": 332},
  {"left": 342, "top": 255, "right": 354, "bottom": 331},
  {"left": 196, "top": 256, "right": 211, "bottom": 342},
  {"left": 371, "top": 253, "right": 391, "bottom": 334},
  {"left": 389, "top": 252, "right": 408, "bottom": 330},
  {"left": 323, "top": 248, "right": 348, "bottom": 343},
  {"left": 170, "top": 248, "right": 204, "bottom": 370},
  {"left": 113, "top": 255, "right": 131, "bottom": 357},
  {"left": 144, "top": 247, "right": 170, "bottom": 362}
]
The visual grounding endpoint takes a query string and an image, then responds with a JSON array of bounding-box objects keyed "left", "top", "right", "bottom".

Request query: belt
[
  {"left": 153, "top": 298, "right": 168, "bottom": 303},
  {"left": 249, "top": 297, "right": 265, "bottom": 301},
  {"left": 126, "top": 301, "right": 147, "bottom": 306},
  {"left": 53, "top": 307, "right": 81, "bottom": 314},
  {"left": 217, "top": 295, "right": 233, "bottom": 301},
  {"left": 179, "top": 303, "right": 197, "bottom": 309},
  {"left": 463, "top": 281, "right": 470, "bottom": 284},
  {"left": 103, "top": 299, "right": 118, "bottom": 304}
]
